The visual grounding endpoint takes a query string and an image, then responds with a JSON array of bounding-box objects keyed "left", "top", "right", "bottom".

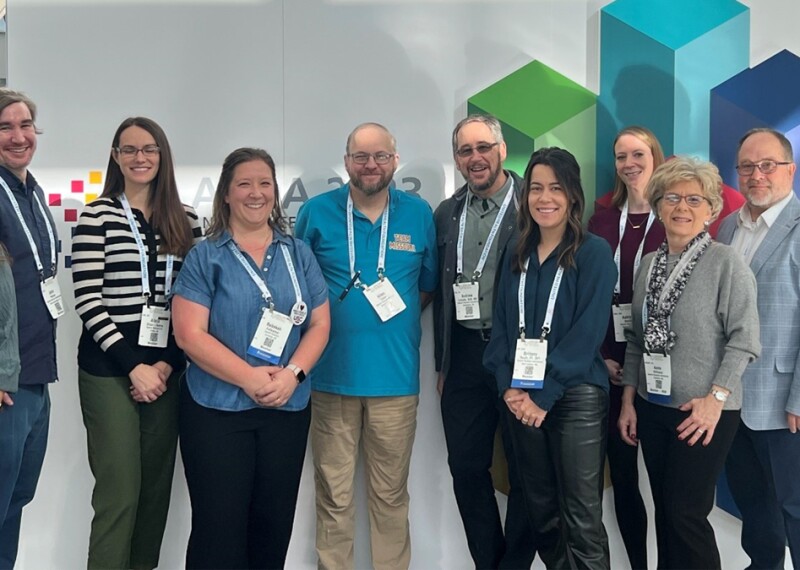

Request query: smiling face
[
  {"left": 225, "top": 159, "right": 275, "bottom": 233},
  {"left": 113, "top": 125, "right": 160, "bottom": 190},
  {"left": 528, "top": 164, "right": 570, "bottom": 236},
  {"left": 737, "top": 131, "right": 796, "bottom": 218},
  {"left": 454, "top": 120, "right": 507, "bottom": 195},
  {"left": 658, "top": 179, "right": 712, "bottom": 251},
  {"left": 614, "top": 133, "right": 654, "bottom": 195},
  {"left": 0, "top": 101, "right": 37, "bottom": 181},
  {"left": 344, "top": 125, "right": 398, "bottom": 196}
]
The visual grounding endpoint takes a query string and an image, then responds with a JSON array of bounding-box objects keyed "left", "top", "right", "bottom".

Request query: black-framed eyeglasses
[
  {"left": 735, "top": 159, "right": 792, "bottom": 176},
  {"left": 348, "top": 152, "right": 394, "bottom": 165},
  {"left": 455, "top": 142, "right": 499, "bottom": 158},
  {"left": 115, "top": 145, "right": 160, "bottom": 157},
  {"left": 662, "top": 193, "right": 709, "bottom": 208}
]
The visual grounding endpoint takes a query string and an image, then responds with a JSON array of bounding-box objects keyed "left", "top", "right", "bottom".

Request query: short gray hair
[
  {"left": 451, "top": 114, "right": 504, "bottom": 154},
  {"left": 647, "top": 156, "right": 724, "bottom": 221},
  {"left": 737, "top": 127, "right": 794, "bottom": 162}
]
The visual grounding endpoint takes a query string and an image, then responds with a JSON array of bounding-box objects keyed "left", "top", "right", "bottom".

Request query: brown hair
[
  {"left": 101, "top": 117, "right": 193, "bottom": 257},
  {"left": 206, "top": 148, "right": 287, "bottom": 239},
  {"left": 610, "top": 126, "right": 666, "bottom": 208},
  {"left": 514, "top": 147, "right": 585, "bottom": 271}
]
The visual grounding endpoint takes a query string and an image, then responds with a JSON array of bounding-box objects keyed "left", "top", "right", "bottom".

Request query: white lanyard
[
  {"left": 120, "top": 195, "right": 174, "bottom": 301},
  {"left": 456, "top": 181, "right": 515, "bottom": 280},
  {"left": 613, "top": 201, "right": 655, "bottom": 296},
  {"left": 518, "top": 258, "right": 565, "bottom": 340},
  {"left": 0, "top": 177, "right": 56, "bottom": 278},
  {"left": 228, "top": 240, "right": 302, "bottom": 309},
  {"left": 347, "top": 192, "right": 389, "bottom": 286}
]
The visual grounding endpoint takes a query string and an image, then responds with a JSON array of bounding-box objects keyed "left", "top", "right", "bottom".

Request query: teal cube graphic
[
  {"left": 596, "top": 0, "right": 749, "bottom": 196},
  {"left": 468, "top": 60, "right": 597, "bottom": 211}
]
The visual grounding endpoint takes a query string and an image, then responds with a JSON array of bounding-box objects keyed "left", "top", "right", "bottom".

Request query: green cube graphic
[{"left": 468, "top": 60, "right": 597, "bottom": 211}]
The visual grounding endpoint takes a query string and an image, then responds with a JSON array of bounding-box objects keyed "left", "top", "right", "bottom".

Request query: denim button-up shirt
[{"left": 172, "top": 229, "right": 328, "bottom": 411}]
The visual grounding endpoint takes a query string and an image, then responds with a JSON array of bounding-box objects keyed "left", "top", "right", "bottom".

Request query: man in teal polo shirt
[{"left": 295, "top": 122, "right": 437, "bottom": 570}]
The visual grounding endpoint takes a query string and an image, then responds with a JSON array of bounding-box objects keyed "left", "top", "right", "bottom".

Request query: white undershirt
[{"left": 730, "top": 191, "right": 794, "bottom": 265}]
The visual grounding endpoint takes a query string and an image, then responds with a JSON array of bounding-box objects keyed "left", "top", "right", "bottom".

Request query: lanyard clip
[
  {"left": 540, "top": 326, "right": 550, "bottom": 341},
  {"left": 519, "top": 327, "right": 526, "bottom": 340},
  {"left": 471, "top": 270, "right": 481, "bottom": 282},
  {"left": 377, "top": 268, "right": 386, "bottom": 281}
]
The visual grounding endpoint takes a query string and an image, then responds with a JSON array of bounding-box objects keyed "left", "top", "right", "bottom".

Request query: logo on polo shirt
[{"left": 389, "top": 233, "right": 416, "bottom": 252}]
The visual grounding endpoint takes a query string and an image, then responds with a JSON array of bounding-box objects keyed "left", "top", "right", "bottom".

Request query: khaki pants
[{"left": 311, "top": 391, "right": 418, "bottom": 570}]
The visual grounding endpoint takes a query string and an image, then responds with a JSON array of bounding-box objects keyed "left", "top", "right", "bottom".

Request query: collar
[
  {"left": 468, "top": 174, "right": 512, "bottom": 207},
  {"left": 0, "top": 165, "right": 36, "bottom": 194},
  {"left": 737, "top": 190, "right": 794, "bottom": 229},
  {"left": 336, "top": 182, "right": 397, "bottom": 216},
  {"left": 215, "top": 227, "right": 292, "bottom": 248}
]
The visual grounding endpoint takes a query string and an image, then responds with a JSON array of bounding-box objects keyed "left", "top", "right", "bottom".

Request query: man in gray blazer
[
  {"left": 718, "top": 127, "right": 800, "bottom": 570},
  {"left": 433, "top": 114, "right": 535, "bottom": 569}
]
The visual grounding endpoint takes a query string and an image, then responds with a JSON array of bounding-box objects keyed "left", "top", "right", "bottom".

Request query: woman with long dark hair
[
  {"left": 71, "top": 117, "right": 202, "bottom": 569},
  {"left": 484, "top": 147, "right": 616, "bottom": 569}
]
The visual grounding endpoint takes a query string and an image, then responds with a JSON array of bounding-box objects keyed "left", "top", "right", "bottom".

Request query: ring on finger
[{"left": 697, "top": 428, "right": 705, "bottom": 434}]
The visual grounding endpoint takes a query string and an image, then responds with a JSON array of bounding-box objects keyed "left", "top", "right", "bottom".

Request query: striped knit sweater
[{"left": 71, "top": 196, "right": 203, "bottom": 377}]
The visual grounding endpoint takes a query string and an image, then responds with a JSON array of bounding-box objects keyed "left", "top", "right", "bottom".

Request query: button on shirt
[
  {"left": 730, "top": 191, "right": 794, "bottom": 264},
  {"left": 0, "top": 166, "right": 58, "bottom": 386},
  {"left": 461, "top": 176, "right": 512, "bottom": 330},
  {"left": 171, "top": 229, "right": 328, "bottom": 412}
]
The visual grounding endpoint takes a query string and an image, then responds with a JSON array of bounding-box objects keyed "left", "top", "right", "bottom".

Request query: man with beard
[
  {"left": 0, "top": 89, "right": 59, "bottom": 567},
  {"left": 295, "top": 122, "right": 437, "bottom": 570},
  {"left": 718, "top": 128, "right": 800, "bottom": 570},
  {"left": 433, "top": 114, "right": 537, "bottom": 569}
]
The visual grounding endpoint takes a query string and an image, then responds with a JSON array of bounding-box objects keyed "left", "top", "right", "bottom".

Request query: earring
[{"left": 704, "top": 220, "right": 710, "bottom": 229}]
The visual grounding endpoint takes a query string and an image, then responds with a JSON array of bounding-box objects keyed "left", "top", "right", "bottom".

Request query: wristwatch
[
  {"left": 286, "top": 363, "right": 306, "bottom": 383},
  {"left": 711, "top": 388, "right": 729, "bottom": 403}
]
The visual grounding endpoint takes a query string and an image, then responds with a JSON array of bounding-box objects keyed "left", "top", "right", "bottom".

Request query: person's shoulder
[
  {"left": 707, "top": 241, "right": 748, "bottom": 269},
  {"left": 580, "top": 232, "right": 613, "bottom": 257}
]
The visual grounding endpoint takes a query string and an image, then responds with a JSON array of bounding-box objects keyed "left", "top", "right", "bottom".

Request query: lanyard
[
  {"left": 347, "top": 192, "right": 389, "bottom": 286},
  {"left": 120, "top": 195, "right": 174, "bottom": 301},
  {"left": 228, "top": 240, "right": 302, "bottom": 310},
  {"left": 518, "top": 258, "right": 565, "bottom": 340},
  {"left": 0, "top": 177, "right": 56, "bottom": 278},
  {"left": 613, "top": 201, "right": 655, "bottom": 296},
  {"left": 456, "top": 180, "right": 515, "bottom": 280}
]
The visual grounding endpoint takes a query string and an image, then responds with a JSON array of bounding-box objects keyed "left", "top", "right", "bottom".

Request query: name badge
[
  {"left": 363, "top": 278, "right": 406, "bottom": 322},
  {"left": 138, "top": 305, "right": 171, "bottom": 348},
  {"left": 511, "top": 338, "right": 547, "bottom": 389},
  {"left": 612, "top": 303, "right": 632, "bottom": 343},
  {"left": 40, "top": 277, "right": 65, "bottom": 319},
  {"left": 643, "top": 352, "right": 671, "bottom": 398},
  {"left": 247, "top": 309, "right": 293, "bottom": 364},
  {"left": 453, "top": 281, "right": 480, "bottom": 321}
]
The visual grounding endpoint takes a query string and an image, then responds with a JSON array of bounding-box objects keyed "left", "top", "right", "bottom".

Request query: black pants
[
  {"left": 441, "top": 323, "right": 536, "bottom": 569},
  {"left": 179, "top": 381, "right": 311, "bottom": 569},
  {"left": 636, "top": 396, "right": 739, "bottom": 570},
  {"left": 506, "top": 384, "right": 610, "bottom": 570},
  {"left": 607, "top": 384, "right": 648, "bottom": 570},
  {"left": 726, "top": 421, "right": 800, "bottom": 570}
]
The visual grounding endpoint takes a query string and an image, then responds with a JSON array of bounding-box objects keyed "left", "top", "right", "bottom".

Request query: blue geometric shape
[
  {"left": 710, "top": 50, "right": 800, "bottom": 187},
  {"left": 597, "top": 0, "right": 749, "bottom": 197}
]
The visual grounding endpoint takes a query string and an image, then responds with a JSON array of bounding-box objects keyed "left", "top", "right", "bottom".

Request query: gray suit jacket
[{"left": 718, "top": 195, "right": 800, "bottom": 430}]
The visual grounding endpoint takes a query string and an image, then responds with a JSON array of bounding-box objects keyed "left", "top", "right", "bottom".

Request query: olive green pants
[{"left": 78, "top": 369, "right": 179, "bottom": 570}]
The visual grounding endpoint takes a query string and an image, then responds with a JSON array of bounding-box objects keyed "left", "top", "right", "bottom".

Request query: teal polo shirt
[{"left": 295, "top": 184, "right": 438, "bottom": 397}]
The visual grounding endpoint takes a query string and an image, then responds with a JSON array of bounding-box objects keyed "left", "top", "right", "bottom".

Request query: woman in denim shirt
[{"left": 172, "top": 148, "right": 330, "bottom": 569}]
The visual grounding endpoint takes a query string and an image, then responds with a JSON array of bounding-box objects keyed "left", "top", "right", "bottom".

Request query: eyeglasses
[
  {"left": 735, "top": 159, "right": 792, "bottom": 176},
  {"left": 115, "top": 145, "right": 160, "bottom": 157},
  {"left": 662, "top": 193, "right": 709, "bottom": 208},
  {"left": 348, "top": 152, "right": 394, "bottom": 165},
  {"left": 455, "top": 142, "right": 499, "bottom": 158}
]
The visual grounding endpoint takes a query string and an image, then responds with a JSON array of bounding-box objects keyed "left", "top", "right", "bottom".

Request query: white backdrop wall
[{"left": 9, "top": 1, "right": 800, "bottom": 568}]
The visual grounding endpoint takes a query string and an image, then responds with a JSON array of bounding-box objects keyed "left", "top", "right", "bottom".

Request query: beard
[
  {"left": 350, "top": 169, "right": 394, "bottom": 196},
  {"left": 468, "top": 165, "right": 501, "bottom": 193}
]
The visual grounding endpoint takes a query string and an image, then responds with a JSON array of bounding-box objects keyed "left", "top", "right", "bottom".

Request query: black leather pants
[{"left": 505, "top": 384, "right": 610, "bottom": 570}]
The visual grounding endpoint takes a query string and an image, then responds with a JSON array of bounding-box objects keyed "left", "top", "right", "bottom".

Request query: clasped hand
[
  {"left": 504, "top": 388, "right": 547, "bottom": 428},
  {"left": 247, "top": 366, "right": 298, "bottom": 408}
]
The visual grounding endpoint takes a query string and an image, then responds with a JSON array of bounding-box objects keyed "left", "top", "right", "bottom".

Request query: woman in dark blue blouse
[{"left": 484, "top": 147, "right": 616, "bottom": 569}]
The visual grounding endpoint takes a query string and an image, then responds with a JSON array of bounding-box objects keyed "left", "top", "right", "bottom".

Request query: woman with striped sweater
[{"left": 71, "top": 117, "right": 202, "bottom": 570}]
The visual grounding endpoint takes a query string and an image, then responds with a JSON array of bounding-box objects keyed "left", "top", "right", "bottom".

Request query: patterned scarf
[{"left": 644, "top": 231, "right": 711, "bottom": 353}]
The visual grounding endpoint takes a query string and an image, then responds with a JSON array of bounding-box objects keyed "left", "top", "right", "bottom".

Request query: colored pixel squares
[
  {"left": 467, "top": 60, "right": 597, "bottom": 209},
  {"left": 710, "top": 49, "right": 800, "bottom": 188},
  {"left": 596, "top": 0, "right": 749, "bottom": 194}
]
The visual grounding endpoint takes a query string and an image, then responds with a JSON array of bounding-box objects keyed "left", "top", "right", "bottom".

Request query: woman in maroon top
[{"left": 587, "top": 126, "right": 666, "bottom": 570}]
